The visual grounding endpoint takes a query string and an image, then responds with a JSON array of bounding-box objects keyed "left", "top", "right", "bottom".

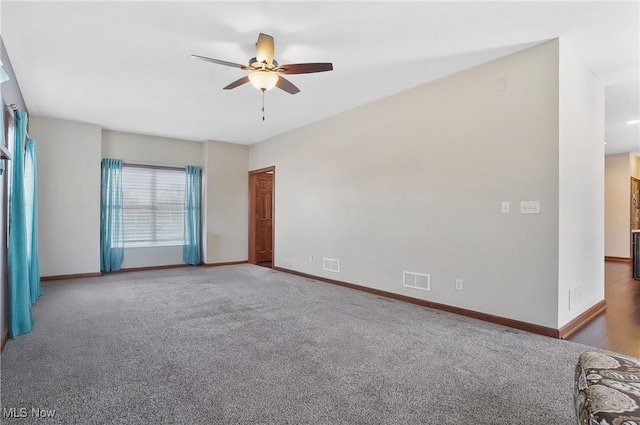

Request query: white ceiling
[{"left": 2, "top": 1, "right": 639, "bottom": 154}]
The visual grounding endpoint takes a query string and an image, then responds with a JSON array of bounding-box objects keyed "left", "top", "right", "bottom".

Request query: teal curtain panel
[
  {"left": 25, "top": 138, "right": 42, "bottom": 303},
  {"left": 7, "top": 110, "right": 36, "bottom": 337},
  {"left": 183, "top": 165, "right": 202, "bottom": 265},
  {"left": 100, "top": 158, "right": 124, "bottom": 272}
]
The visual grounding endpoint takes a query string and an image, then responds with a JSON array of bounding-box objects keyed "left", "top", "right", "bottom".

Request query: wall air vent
[
  {"left": 322, "top": 258, "right": 340, "bottom": 273},
  {"left": 403, "top": 271, "right": 431, "bottom": 291}
]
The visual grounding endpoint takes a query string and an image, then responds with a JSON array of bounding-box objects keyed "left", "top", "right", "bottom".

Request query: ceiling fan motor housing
[{"left": 249, "top": 57, "right": 279, "bottom": 70}]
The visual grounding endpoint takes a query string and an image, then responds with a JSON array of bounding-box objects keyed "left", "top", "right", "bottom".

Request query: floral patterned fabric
[{"left": 574, "top": 351, "right": 640, "bottom": 425}]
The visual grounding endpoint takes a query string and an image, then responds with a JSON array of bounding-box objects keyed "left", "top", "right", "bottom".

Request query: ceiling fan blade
[
  {"left": 223, "top": 76, "right": 250, "bottom": 90},
  {"left": 278, "top": 63, "right": 333, "bottom": 75},
  {"left": 191, "top": 55, "right": 246, "bottom": 69},
  {"left": 256, "top": 33, "right": 275, "bottom": 66},
  {"left": 276, "top": 76, "right": 300, "bottom": 95}
]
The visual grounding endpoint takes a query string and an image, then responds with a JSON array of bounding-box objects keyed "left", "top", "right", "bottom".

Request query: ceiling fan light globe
[{"left": 249, "top": 71, "right": 279, "bottom": 91}]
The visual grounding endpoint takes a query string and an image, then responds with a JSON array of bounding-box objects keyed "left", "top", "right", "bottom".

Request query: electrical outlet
[
  {"left": 308, "top": 255, "right": 313, "bottom": 263},
  {"left": 455, "top": 279, "right": 463, "bottom": 291}
]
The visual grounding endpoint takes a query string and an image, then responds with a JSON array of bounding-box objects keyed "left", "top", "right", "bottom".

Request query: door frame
[
  {"left": 248, "top": 166, "right": 275, "bottom": 264},
  {"left": 631, "top": 176, "right": 640, "bottom": 229},
  {"left": 631, "top": 176, "right": 640, "bottom": 254}
]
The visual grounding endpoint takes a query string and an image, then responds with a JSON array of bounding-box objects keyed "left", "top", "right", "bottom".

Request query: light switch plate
[
  {"left": 501, "top": 201, "right": 510, "bottom": 213},
  {"left": 521, "top": 201, "right": 540, "bottom": 214}
]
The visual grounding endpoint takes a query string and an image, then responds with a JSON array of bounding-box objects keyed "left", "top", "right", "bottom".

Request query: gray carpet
[{"left": 1, "top": 264, "right": 596, "bottom": 424}]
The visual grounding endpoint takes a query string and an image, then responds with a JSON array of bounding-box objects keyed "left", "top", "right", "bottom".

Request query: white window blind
[{"left": 121, "top": 164, "right": 185, "bottom": 247}]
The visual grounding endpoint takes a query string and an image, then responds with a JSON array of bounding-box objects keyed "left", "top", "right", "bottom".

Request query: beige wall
[
  {"left": 605, "top": 153, "right": 639, "bottom": 259},
  {"left": 203, "top": 140, "right": 249, "bottom": 264},
  {"left": 557, "top": 39, "right": 605, "bottom": 327},
  {"left": 251, "top": 40, "right": 564, "bottom": 328},
  {"left": 101, "top": 130, "right": 204, "bottom": 167},
  {"left": 250, "top": 39, "right": 605, "bottom": 329},
  {"left": 30, "top": 116, "right": 102, "bottom": 276},
  {"left": 631, "top": 154, "right": 640, "bottom": 179}
]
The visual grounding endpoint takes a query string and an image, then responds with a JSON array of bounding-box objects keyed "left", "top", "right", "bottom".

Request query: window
[{"left": 121, "top": 164, "right": 185, "bottom": 247}]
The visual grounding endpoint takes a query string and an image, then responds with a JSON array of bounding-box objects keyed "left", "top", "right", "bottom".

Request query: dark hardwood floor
[
  {"left": 256, "top": 261, "right": 273, "bottom": 269},
  {"left": 566, "top": 261, "right": 640, "bottom": 357}
]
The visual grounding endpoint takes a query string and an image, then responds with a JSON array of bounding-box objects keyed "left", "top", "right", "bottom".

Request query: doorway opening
[{"left": 249, "top": 167, "right": 275, "bottom": 268}]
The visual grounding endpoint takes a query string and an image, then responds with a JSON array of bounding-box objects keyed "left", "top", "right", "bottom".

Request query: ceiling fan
[{"left": 191, "top": 33, "right": 333, "bottom": 95}]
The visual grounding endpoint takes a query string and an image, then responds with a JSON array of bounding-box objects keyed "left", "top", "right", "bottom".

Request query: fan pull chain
[{"left": 262, "top": 89, "right": 266, "bottom": 121}]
